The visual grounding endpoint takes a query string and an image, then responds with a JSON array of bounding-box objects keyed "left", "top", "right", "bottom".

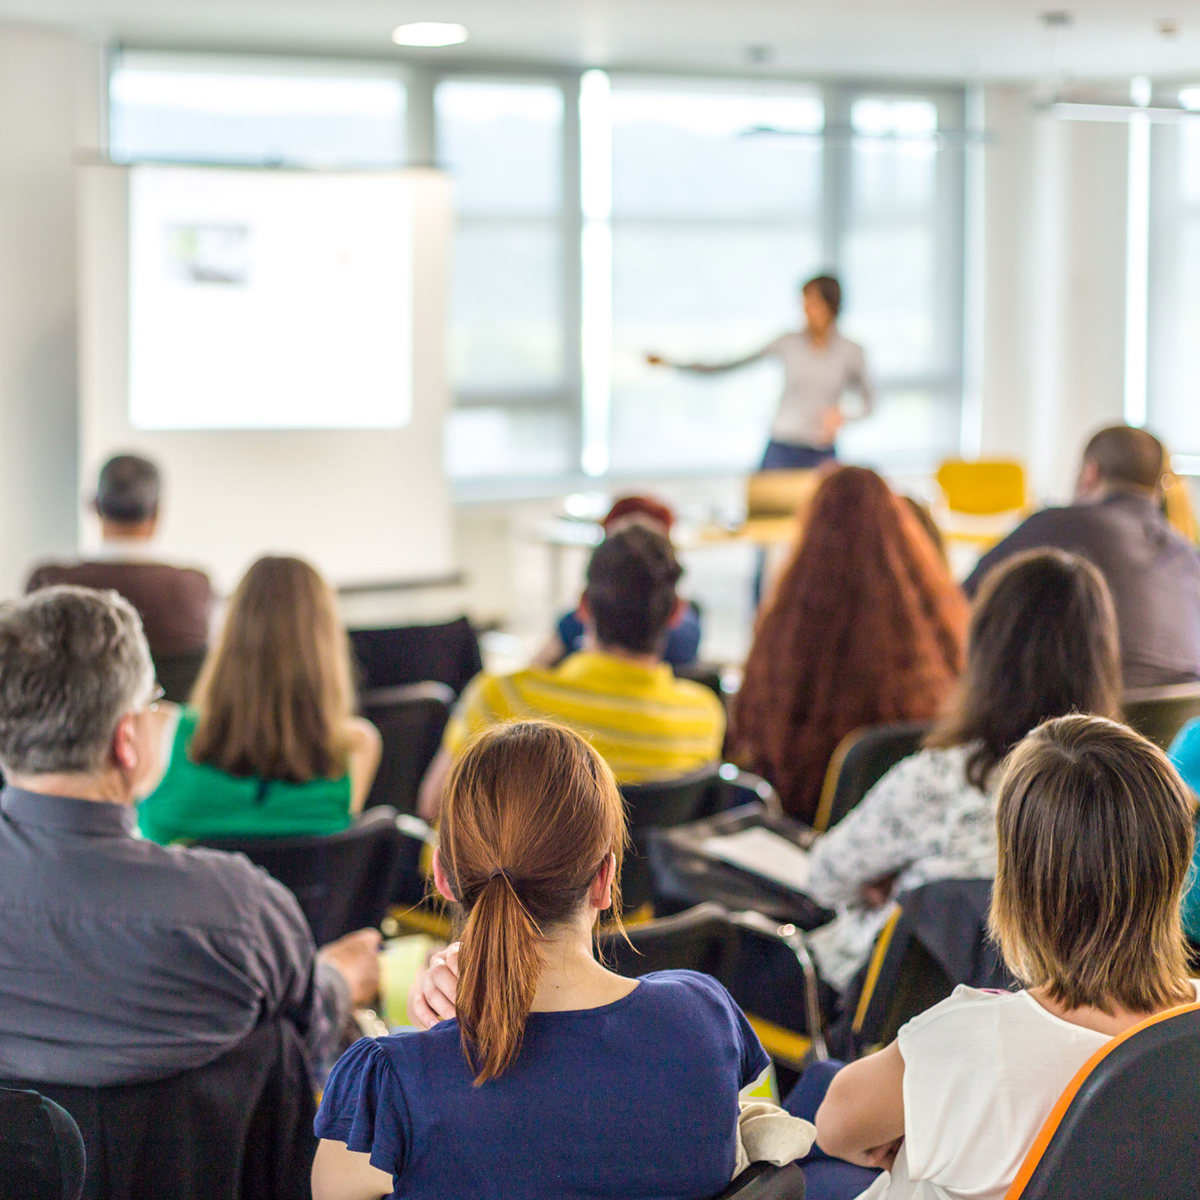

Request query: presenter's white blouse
[{"left": 853, "top": 983, "right": 1200, "bottom": 1200}]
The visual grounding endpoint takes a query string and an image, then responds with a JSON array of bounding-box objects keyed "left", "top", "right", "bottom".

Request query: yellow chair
[
  {"left": 934, "top": 458, "right": 1030, "bottom": 551},
  {"left": 1163, "top": 471, "right": 1200, "bottom": 546}
]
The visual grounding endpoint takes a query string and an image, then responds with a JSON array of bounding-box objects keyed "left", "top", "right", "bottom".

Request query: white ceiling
[{"left": 2, "top": 0, "right": 1199, "bottom": 83}]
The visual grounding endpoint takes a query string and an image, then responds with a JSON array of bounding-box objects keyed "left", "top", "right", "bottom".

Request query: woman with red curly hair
[{"left": 729, "top": 467, "right": 967, "bottom": 824}]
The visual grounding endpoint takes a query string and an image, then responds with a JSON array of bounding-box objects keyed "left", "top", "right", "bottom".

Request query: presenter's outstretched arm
[{"left": 645, "top": 344, "right": 773, "bottom": 375}]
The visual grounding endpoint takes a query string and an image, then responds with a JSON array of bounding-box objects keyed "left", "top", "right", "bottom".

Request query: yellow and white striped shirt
[{"left": 442, "top": 651, "right": 725, "bottom": 782}]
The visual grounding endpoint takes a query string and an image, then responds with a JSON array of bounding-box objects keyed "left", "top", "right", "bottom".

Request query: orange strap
[{"left": 1004, "top": 1000, "right": 1200, "bottom": 1199}]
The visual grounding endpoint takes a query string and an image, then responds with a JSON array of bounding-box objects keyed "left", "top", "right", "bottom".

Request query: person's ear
[
  {"left": 576, "top": 593, "right": 591, "bottom": 624},
  {"left": 666, "top": 597, "right": 686, "bottom": 629},
  {"left": 431, "top": 847, "right": 459, "bottom": 906},
  {"left": 112, "top": 713, "right": 139, "bottom": 773},
  {"left": 589, "top": 852, "right": 617, "bottom": 911}
]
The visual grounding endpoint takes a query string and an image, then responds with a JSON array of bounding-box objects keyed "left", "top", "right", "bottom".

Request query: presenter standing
[{"left": 647, "top": 274, "right": 875, "bottom": 470}]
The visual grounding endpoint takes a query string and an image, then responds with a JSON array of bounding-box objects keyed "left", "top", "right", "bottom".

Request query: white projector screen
[
  {"left": 129, "top": 167, "right": 412, "bottom": 431},
  {"left": 79, "top": 164, "right": 454, "bottom": 592}
]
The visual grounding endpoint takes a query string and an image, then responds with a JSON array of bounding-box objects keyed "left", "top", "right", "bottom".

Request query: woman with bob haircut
[
  {"left": 800, "top": 714, "right": 1198, "bottom": 1200},
  {"left": 137, "top": 555, "right": 381, "bottom": 843},
  {"left": 801, "top": 548, "right": 1123, "bottom": 992},
  {"left": 729, "top": 466, "right": 968, "bottom": 823},
  {"left": 312, "top": 721, "right": 778, "bottom": 1200}
]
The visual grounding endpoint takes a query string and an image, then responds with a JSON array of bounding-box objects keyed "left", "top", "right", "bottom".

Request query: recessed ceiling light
[{"left": 391, "top": 22, "right": 469, "bottom": 47}]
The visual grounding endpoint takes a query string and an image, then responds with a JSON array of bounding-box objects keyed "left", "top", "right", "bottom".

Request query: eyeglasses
[{"left": 143, "top": 685, "right": 166, "bottom": 714}]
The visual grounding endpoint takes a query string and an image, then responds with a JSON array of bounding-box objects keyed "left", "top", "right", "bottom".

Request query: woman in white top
[
  {"left": 803, "top": 548, "right": 1122, "bottom": 993},
  {"left": 807, "top": 713, "right": 1199, "bottom": 1200},
  {"left": 647, "top": 274, "right": 874, "bottom": 470}
]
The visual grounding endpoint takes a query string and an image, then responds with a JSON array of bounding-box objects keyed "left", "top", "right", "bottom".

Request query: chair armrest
[
  {"left": 395, "top": 813, "right": 438, "bottom": 847},
  {"left": 718, "top": 765, "right": 784, "bottom": 820}
]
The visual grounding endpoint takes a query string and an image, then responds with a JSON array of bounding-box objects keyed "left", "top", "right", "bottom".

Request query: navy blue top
[
  {"left": 315, "top": 970, "right": 769, "bottom": 1200},
  {"left": 557, "top": 604, "right": 703, "bottom": 668}
]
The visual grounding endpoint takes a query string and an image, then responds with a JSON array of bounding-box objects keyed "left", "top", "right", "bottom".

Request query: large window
[
  {"left": 108, "top": 52, "right": 967, "bottom": 483},
  {"left": 1149, "top": 121, "right": 1200, "bottom": 458}
]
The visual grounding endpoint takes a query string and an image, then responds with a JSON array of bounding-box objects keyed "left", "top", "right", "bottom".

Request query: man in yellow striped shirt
[{"left": 417, "top": 525, "right": 725, "bottom": 820}]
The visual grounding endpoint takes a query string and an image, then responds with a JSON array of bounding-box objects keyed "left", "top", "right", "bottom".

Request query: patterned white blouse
[{"left": 803, "top": 743, "right": 998, "bottom": 991}]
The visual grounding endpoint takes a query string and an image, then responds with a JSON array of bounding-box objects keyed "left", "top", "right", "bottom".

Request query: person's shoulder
[
  {"left": 899, "top": 985, "right": 1022, "bottom": 1049},
  {"left": 149, "top": 838, "right": 301, "bottom": 925},
  {"left": 634, "top": 969, "right": 741, "bottom": 1015},
  {"left": 661, "top": 674, "right": 725, "bottom": 715}
]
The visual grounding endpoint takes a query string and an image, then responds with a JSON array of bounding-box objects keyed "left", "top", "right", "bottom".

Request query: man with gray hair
[{"left": 0, "top": 585, "right": 380, "bottom": 1087}]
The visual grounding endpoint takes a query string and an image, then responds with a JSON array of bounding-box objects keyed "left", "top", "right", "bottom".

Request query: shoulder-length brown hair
[
  {"left": 926, "top": 549, "right": 1122, "bottom": 790},
  {"left": 189, "top": 555, "right": 354, "bottom": 782},
  {"left": 440, "top": 721, "right": 629, "bottom": 1084},
  {"left": 730, "top": 466, "right": 968, "bottom": 822},
  {"left": 991, "top": 714, "right": 1195, "bottom": 1014}
]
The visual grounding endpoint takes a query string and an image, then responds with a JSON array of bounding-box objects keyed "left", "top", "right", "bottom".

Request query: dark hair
[
  {"left": 95, "top": 454, "right": 161, "bottom": 524},
  {"left": 585, "top": 525, "right": 682, "bottom": 655},
  {"left": 802, "top": 274, "right": 842, "bottom": 318},
  {"left": 991, "top": 715, "right": 1194, "bottom": 1014},
  {"left": 730, "top": 467, "right": 968, "bottom": 821},
  {"left": 1083, "top": 425, "right": 1165, "bottom": 492},
  {"left": 927, "top": 549, "right": 1122, "bottom": 790},
  {"left": 440, "top": 722, "right": 628, "bottom": 1083}
]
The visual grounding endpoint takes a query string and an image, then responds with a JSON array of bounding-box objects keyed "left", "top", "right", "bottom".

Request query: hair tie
[{"left": 487, "top": 868, "right": 513, "bottom": 885}]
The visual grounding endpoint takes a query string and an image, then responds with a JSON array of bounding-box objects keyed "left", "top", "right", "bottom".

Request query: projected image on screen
[{"left": 129, "top": 166, "right": 413, "bottom": 431}]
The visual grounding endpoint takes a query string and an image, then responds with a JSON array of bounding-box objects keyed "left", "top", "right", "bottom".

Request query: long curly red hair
[{"left": 730, "top": 467, "right": 968, "bottom": 822}]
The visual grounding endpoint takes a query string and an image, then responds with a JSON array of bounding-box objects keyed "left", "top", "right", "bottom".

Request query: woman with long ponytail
[{"left": 313, "top": 721, "right": 777, "bottom": 1199}]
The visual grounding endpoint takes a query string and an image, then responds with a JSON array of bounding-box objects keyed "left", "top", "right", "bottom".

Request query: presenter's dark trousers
[{"left": 760, "top": 439, "right": 838, "bottom": 472}]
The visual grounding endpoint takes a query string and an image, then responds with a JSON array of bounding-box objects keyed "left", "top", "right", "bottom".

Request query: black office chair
[
  {"left": 199, "top": 807, "right": 406, "bottom": 944},
  {"left": 713, "top": 1162, "right": 805, "bottom": 1199},
  {"left": 1122, "top": 683, "right": 1200, "bottom": 750},
  {"left": 2, "top": 1021, "right": 315, "bottom": 1200},
  {"left": 812, "top": 721, "right": 931, "bottom": 832},
  {"left": 673, "top": 661, "right": 727, "bottom": 702},
  {"left": 350, "top": 617, "right": 482, "bottom": 697},
  {"left": 152, "top": 650, "right": 206, "bottom": 704},
  {"left": 0, "top": 1088, "right": 86, "bottom": 1200},
  {"left": 831, "top": 877, "right": 1014, "bottom": 1060},
  {"left": 598, "top": 902, "right": 740, "bottom": 981},
  {"left": 359, "top": 682, "right": 454, "bottom": 815},
  {"left": 621, "top": 765, "right": 724, "bottom": 912},
  {"left": 1007, "top": 1003, "right": 1200, "bottom": 1199}
]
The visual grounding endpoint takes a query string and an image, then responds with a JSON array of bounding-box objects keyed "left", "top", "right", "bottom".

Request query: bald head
[{"left": 1077, "top": 426, "right": 1166, "bottom": 500}]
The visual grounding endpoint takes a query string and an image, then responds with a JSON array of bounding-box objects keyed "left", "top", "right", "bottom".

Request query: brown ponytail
[{"left": 440, "top": 722, "right": 628, "bottom": 1084}]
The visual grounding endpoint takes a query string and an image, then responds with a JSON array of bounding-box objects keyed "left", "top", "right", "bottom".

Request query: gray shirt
[
  {"left": 0, "top": 788, "right": 349, "bottom": 1087},
  {"left": 685, "top": 331, "right": 875, "bottom": 448}
]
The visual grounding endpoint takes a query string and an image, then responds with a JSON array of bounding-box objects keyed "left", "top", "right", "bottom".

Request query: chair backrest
[
  {"left": 834, "top": 877, "right": 1012, "bottom": 1058},
  {"left": 360, "top": 682, "right": 455, "bottom": 815},
  {"left": 1006, "top": 1003, "right": 1200, "bottom": 1200},
  {"left": 0, "top": 1021, "right": 315, "bottom": 1200},
  {"left": 620, "top": 765, "right": 723, "bottom": 910},
  {"left": 1122, "top": 683, "right": 1200, "bottom": 750},
  {"left": 349, "top": 617, "right": 482, "bottom": 697},
  {"left": 0, "top": 1088, "right": 86, "bottom": 1200},
  {"left": 936, "top": 459, "right": 1027, "bottom": 515},
  {"left": 152, "top": 650, "right": 206, "bottom": 704},
  {"left": 597, "top": 903, "right": 740, "bottom": 985},
  {"left": 673, "top": 661, "right": 726, "bottom": 701},
  {"left": 711, "top": 1161, "right": 805, "bottom": 1199},
  {"left": 813, "top": 721, "right": 931, "bottom": 832},
  {"left": 199, "top": 807, "right": 404, "bottom": 944}
]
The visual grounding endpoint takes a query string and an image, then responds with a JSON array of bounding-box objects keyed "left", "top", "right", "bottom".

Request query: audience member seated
[
  {"left": 418, "top": 526, "right": 724, "bottom": 821},
  {"left": 26, "top": 453, "right": 212, "bottom": 661},
  {"left": 137, "top": 556, "right": 381, "bottom": 844},
  {"left": 803, "top": 549, "right": 1122, "bottom": 992},
  {"left": 729, "top": 467, "right": 968, "bottom": 823},
  {"left": 313, "top": 721, "right": 797, "bottom": 1200},
  {"left": 964, "top": 425, "right": 1200, "bottom": 689},
  {"left": 1168, "top": 719, "right": 1200, "bottom": 943},
  {"left": 0, "top": 586, "right": 381, "bottom": 1088},
  {"left": 790, "top": 715, "right": 1198, "bottom": 1200},
  {"left": 531, "top": 495, "right": 702, "bottom": 669}
]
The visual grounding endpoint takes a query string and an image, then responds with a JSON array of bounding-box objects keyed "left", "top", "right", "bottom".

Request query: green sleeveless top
[{"left": 137, "top": 707, "right": 354, "bottom": 844}]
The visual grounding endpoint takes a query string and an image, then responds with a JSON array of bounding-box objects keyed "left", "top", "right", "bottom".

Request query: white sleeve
[{"left": 804, "top": 753, "right": 941, "bottom": 909}]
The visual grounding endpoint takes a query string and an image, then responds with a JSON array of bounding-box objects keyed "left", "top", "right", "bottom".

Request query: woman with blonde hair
[
  {"left": 137, "top": 555, "right": 381, "bottom": 843},
  {"left": 798, "top": 714, "right": 1198, "bottom": 1200},
  {"left": 312, "top": 721, "right": 777, "bottom": 1200},
  {"left": 730, "top": 466, "right": 968, "bottom": 823}
]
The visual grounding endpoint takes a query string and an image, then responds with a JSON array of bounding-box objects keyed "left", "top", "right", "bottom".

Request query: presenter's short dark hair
[
  {"left": 1082, "top": 426, "right": 1165, "bottom": 492},
  {"left": 95, "top": 454, "right": 161, "bottom": 524},
  {"left": 585, "top": 526, "right": 682, "bottom": 655},
  {"left": 801, "top": 274, "right": 842, "bottom": 318}
]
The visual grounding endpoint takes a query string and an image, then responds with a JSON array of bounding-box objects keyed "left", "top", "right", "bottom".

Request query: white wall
[
  {"left": 976, "top": 86, "right": 1130, "bottom": 502},
  {"left": 0, "top": 27, "right": 102, "bottom": 595}
]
